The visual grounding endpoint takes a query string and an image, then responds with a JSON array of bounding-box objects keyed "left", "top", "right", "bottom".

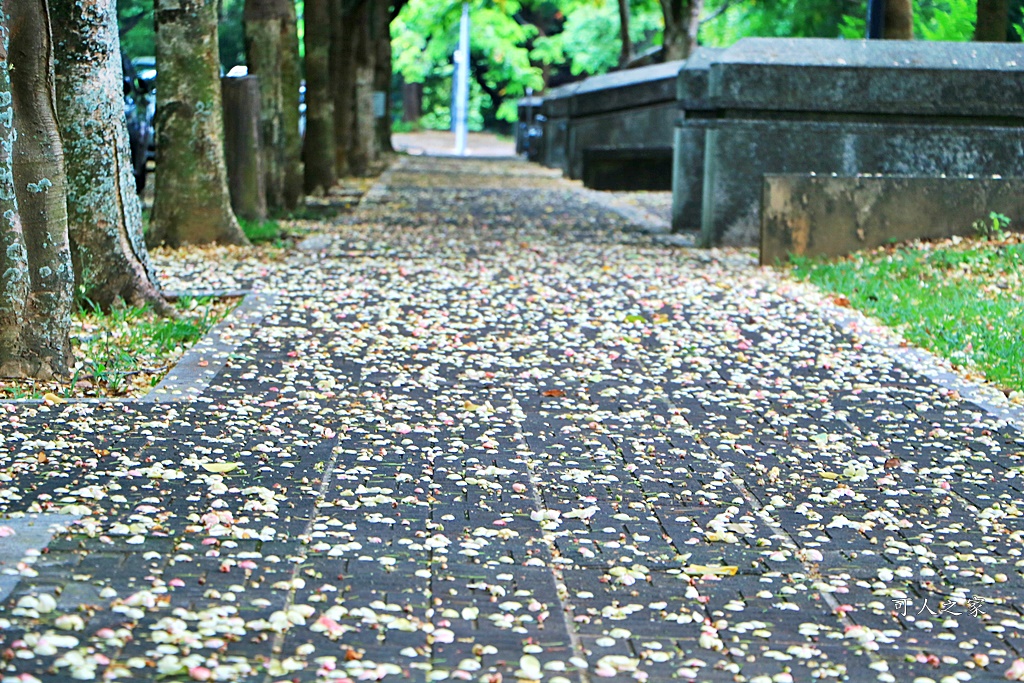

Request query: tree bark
[
  {"left": 374, "top": 0, "right": 394, "bottom": 153},
  {"left": 244, "top": 0, "right": 286, "bottom": 211},
  {"left": 0, "top": 10, "right": 33, "bottom": 378},
  {"left": 303, "top": 0, "right": 337, "bottom": 194},
  {"left": 330, "top": 0, "right": 358, "bottom": 176},
  {"left": 280, "top": 0, "right": 304, "bottom": 209},
  {"left": 402, "top": 81, "right": 422, "bottom": 122},
  {"left": 51, "top": 0, "right": 173, "bottom": 316},
  {"left": 976, "top": 0, "right": 1010, "bottom": 40},
  {"left": 883, "top": 0, "right": 914, "bottom": 39},
  {"left": 150, "top": 0, "right": 248, "bottom": 247},
  {"left": 2, "top": 0, "right": 75, "bottom": 379},
  {"left": 660, "top": 0, "right": 703, "bottom": 62},
  {"left": 618, "top": 0, "right": 633, "bottom": 67},
  {"left": 350, "top": 0, "right": 377, "bottom": 176}
]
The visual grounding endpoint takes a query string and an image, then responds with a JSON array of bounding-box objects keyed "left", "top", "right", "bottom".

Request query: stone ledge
[{"left": 760, "top": 173, "right": 1024, "bottom": 265}]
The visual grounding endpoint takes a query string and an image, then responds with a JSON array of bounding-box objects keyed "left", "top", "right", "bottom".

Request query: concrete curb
[
  {"left": 0, "top": 289, "right": 274, "bottom": 406},
  {"left": 782, "top": 277, "right": 1024, "bottom": 433},
  {"left": 141, "top": 290, "right": 275, "bottom": 403},
  {"left": 577, "top": 186, "right": 672, "bottom": 234}
]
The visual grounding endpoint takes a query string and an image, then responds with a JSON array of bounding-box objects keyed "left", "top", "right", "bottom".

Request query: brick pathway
[{"left": 1, "top": 157, "right": 1023, "bottom": 683}]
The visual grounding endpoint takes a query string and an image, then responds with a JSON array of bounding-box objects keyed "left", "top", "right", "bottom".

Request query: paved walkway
[
  {"left": 392, "top": 131, "right": 516, "bottom": 158},
  {"left": 1, "top": 157, "right": 1023, "bottom": 683}
]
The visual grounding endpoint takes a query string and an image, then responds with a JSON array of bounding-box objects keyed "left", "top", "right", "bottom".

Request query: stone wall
[{"left": 761, "top": 174, "right": 1024, "bottom": 265}]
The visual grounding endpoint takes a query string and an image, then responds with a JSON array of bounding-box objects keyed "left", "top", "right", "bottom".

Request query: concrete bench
[
  {"left": 684, "top": 38, "right": 1024, "bottom": 247},
  {"left": 565, "top": 60, "right": 684, "bottom": 187},
  {"left": 760, "top": 174, "right": 1024, "bottom": 265}
]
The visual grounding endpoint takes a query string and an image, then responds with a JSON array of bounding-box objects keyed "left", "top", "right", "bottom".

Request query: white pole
[{"left": 454, "top": 2, "right": 470, "bottom": 155}]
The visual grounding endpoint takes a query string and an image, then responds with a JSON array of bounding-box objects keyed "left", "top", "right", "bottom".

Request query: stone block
[
  {"left": 696, "top": 38, "right": 1024, "bottom": 247},
  {"left": 539, "top": 82, "right": 580, "bottom": 171},
  {"left": 760, "top": 174, "right": 1024, "bottom": 265},
  {"left": 702, "top": 118, "right": 1024, "bottom": 247},
  {"left": 671, "top": 48, "right": 722, "bottom": 233},
  {"left": 570, "top": 60, "right": 684, "bottom": 118},
  {"left": 710, "top": 38, "right": 1024, "bottom": 118},
  {"left": 515, "top": 96, "right": 542, "bottom": 156}
]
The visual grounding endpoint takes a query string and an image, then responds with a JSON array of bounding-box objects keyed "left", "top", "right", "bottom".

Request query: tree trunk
[
  {"left": 303, "top": 0, "right": 337, "bottom": 194},
  {"left": 976, "top": 0, "right": 1010, "bottom": 40},
  {"left": 280, "top": 0, "right": 305, "bottom": 209},
  {"left": 0, "top": 11, "right": 33, "bottom": 378},
  {"left": 51, "top": 0, "right": 173, "bottom": 316},
  {"left": 331, "top": 0, "right": 358, "bottom": 176},
  {"left": 244, "top": 0, "right": 286, "bottom": 211},
  {"left": 660, "top": 0, "right": 703, "bottom": 62},
  {"left": 618, "top": 0, "right": 633, "bottom": 67},
  {"left": 150, "top": 0, "right": 248, "bottom": 247},
  {"left": 402, "top": 81, "right": 422, "bottom": 122},
  {"left": 884, "top": 0, "right": 914, "bottom": 38},
  {"left": 374, "top": 0, "right": 394, "bottom": 153},
  {"left": 350, "top": 0, "right": 377, "bottom": 176},
  {"left": 2, "top": 0, "right": 75, "bottom": 379}
]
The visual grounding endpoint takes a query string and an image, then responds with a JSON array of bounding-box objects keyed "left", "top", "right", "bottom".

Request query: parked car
[
  {"left": 122, "top": 56, "right": 154, "bottom": 194},
  {"left": 131, "top": 57, "right": 157, "bottom": 163}
]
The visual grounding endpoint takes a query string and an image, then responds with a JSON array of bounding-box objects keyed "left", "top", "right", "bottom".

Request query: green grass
[
  {"left": 240, "top": 217, "right": 283, "bottom": 244},
  {"left": 0, "top": 296, "right": 237, "bottom": 399},
  {"left": 72, "top": 296, "right": 234, "bottom": 394},
  {"left": 791, "top": 236, "right": 1024, "bottom": 394}
]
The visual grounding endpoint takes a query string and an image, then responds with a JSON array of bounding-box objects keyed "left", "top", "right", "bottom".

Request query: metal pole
[
  {"left": 454, "top": 2, "right": 470, "bottom": 155},
  {"left": 867, "top": 0, "right": 885, "bottom": 38}
]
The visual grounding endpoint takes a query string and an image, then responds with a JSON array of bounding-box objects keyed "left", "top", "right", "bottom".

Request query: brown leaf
[
  {"left": 832, "top": 295, "right": 851, "bottom": 307},
  {"left": 884, "top": 458, "right": 900, "bottom": 470},
  {"left": 541, "top": 389, "right": 566, "bottom": 397}
]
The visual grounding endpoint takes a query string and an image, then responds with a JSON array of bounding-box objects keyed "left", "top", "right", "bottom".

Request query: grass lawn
[{"left": 791, "top": 233, "right": 1024, "bottom": 396}]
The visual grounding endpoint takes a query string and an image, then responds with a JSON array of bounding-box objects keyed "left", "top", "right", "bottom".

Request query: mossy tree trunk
[
  {"left": 1, "top": 0, "right": 75, "bottom": 379},
  {"left": 350, "top": 0, "right": 377, "bottom": 176},
  {"left": 660, "top": 0, "right": 703, "bottom": 62},
  {"left": 884, "top": 0, "right": 914, "bottom": 38},
  {"left": 280, "top": 0, "right": 304, "bottom": 210},
  {"left": 51, "top": 0, "right": 173, "bottom": 316},
  {"left": 302, "top": 0, "right": 336, "bottom": 194},
  {"left": 150, "top": 0, "right": 247, "bottom": 247},
  {"left": 0, "top": 8, "right": 32, "bottom": 377},
  {"left": 976, "top": 0, "right": 1010, "bottom": 40},
  {"left": 374, "top": 0, "right": 394, "bottom": 154},
  {"left": 331, "top": 0, "right": 360, "bottom": 177},
  {"left": 244, "top": 0, "right": 286, "bottom": 211}
]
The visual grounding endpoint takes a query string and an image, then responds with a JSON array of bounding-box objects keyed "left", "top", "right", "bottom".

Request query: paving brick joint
[{"left": 1, "top": 156, "right": 1022, "bottom": 683}]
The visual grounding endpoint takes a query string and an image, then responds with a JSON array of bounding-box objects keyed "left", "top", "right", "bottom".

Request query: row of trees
[
  {"left": 0, "top": 0, "right": 400, "bottom": 379},
  {"left": 3, "top": 0, "right": 1021, "bottom": 379}
]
